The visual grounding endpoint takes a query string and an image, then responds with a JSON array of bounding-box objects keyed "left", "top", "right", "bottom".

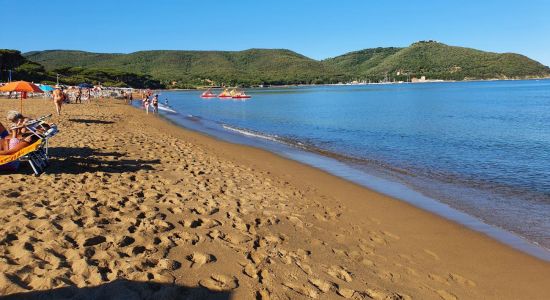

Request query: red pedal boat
[
  {"left": 201, "top": 88, "right": 217, "bottom": 98},
  {"left": 232, "top": 95, "right": 251, "bottom": 99}
]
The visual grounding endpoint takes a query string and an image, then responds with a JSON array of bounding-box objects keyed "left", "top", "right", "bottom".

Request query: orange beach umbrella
[{"left": 0, "top": 81, "right": 43, "bottom": 114}]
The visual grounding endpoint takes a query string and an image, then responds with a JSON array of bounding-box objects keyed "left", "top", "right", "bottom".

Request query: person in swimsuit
[
  {"left": 152, "top": 95, "right": 159, "bottom": 114},
  {"left": 0, "top": 132, "right": 40, "bottom": 155},
  {"left": 143, "top": 96, "right": 150, "bottom": 114},
  {"left": 52, "top": 87, "right": 64, "bottom": 115}
]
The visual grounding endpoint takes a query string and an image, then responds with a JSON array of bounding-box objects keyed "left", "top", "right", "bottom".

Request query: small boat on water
[
  {"left": 201, "top": 88, "right": 217, "bottom": 98},
  {"left": 232, "top": 94, "right": 251, "bottom": 99},
  {"left": 232, "top": 89, "right": 251, "bottom": 99},
  {"left": 218, "top": 88, "right": 233, "bottom": 98}
]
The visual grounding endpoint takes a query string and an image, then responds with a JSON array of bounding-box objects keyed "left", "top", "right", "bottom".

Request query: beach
[{"left": 1, "top": 98, "right": 549, "bottom": 299}]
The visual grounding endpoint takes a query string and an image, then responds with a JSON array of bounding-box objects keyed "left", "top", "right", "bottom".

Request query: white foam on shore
[{"left": 222, "top": 125, "right": 282, "bottom": 143}]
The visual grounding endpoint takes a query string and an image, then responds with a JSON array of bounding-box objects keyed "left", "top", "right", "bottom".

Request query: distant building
[{"left": 411, "top": 76, "right": 426, "bottom": 83}]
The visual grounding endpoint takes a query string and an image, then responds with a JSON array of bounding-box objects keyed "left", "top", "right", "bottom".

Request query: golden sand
[{"left": 0, "top": 98, "right": 549, "bottom": 299}]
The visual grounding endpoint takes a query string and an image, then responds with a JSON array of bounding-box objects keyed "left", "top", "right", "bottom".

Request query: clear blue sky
[{"left": 2, "top": 0, "right": 549, "bottom": 65}]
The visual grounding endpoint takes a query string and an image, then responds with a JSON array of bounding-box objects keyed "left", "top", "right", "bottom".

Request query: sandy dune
[{"left": 0, "top": 98, "right": 549, "bottom": 299}]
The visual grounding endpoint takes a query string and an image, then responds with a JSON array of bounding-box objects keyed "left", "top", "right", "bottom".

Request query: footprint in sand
[
  {"left": 283, "top": 282, "right": 319, "bottom": 299},
  {"left": 448, "top": 273, "right": 476, "bottom": 287},
  {"left": 199, "top": 274, "right": 239, "bottom": 292},
  {"left": 364, "top": 288, "right": 412, "bottom": 300},
  {"left": 436, "top": 289, "right": 458, "bottom": 300},
  {"left": 428, "top": 273, "right": 450, "bottom": 285},
  {"left": 243, "top": 263, "right": 258, "bottom": 278},
  {"left": 423, "top": 249, "right": 440, "bottom": 261},
  {"left": 336, "top": 285, "right": 357, "bottom": 299},
  {"left": 187, "top": 252, "right": 216, "bottom": 268},
  {"left": 308, "top": 278, "right": 333, "bottom": 293},
  {"left": 327, "top": 265, "right": 353, "bottom": 283}
]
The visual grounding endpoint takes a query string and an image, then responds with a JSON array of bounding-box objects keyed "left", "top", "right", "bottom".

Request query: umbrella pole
[{"left": 20, "top": 93, "right": 23, "bottom": 114}]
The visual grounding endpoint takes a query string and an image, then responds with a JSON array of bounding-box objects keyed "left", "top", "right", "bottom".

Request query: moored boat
[
  {"left": 218, "top": 88, "right": 233, "bottom": 98},
  {"left": 201, "top": 88, "right": 217, "bottom": 98},
  {"left": 232, "top": 89, "right": 251, "bottom": 99},
  {"left": 232, "top": 94, "right": 251, "bottom": 99}
]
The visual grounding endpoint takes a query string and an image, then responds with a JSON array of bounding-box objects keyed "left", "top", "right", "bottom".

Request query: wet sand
[{"left": 1, "top": 98, "right": 549, "bottom": 299}]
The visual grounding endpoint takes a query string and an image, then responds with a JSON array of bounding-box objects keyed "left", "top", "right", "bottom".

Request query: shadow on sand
[
  {"left": 42, "top": 147, "right": 160, "bottom": 174},
  {"left": 0, "top": 147, "right": 159, "bottom": 176},
  {"left": 0, "top": 279, "right": 232, "bottom": 300},
  {"left": 68, "top": 118, "right": 116, "bottom": 125}
]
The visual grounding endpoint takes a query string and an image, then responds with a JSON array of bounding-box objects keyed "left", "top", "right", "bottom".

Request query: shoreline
[
  {"left": 151, "top": 89, "right": 550, "bottom": 258},
  {"left": 1, "top": 99, "right": 550, "bottom": 298},
  {"left": 125, "top": 103, "right": 550, "bottom": 292},
  {"left": 159, "top": 77, "right": 550, "bottom": 91}
]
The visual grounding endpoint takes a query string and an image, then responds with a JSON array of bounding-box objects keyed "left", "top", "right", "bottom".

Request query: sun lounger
[
  {"left": 1, "top": 115, "right": 59, "bottom": 175},
  {"left": 0, "top": 139, "right": 47, "bottom": 175},
  {"left": 11, "top": 115, "right": 58, "bottom": 155}
]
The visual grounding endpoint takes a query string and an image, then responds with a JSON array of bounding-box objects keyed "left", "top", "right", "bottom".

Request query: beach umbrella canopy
[
  {"left": 0, "top": 81, "right": 44, "bottom": 113},
  {"left": 39, "top": 84, "right": 55, "bottom": 92},
  {"left": 78, "top": 83, "right": 94, "bottom": 88}
]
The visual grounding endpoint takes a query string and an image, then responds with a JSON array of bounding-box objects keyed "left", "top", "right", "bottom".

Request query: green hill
[
  {"left": 1, "top": 49, "right": 50, "bottom": 83},
  {"left": 1, "top": 50, "right": 162, "bottom": 88},
  {"left": 22, "top": 42, "right": 550, "bottom": 87},
  {"left": 324, "top": 41, "right": 550, "bottom": 81},
  {"left": 322, "top": 47, "right": 402, "bottom": 75},
  {"left": 25, "top": 49, "right": 343, "bottom": 87}
]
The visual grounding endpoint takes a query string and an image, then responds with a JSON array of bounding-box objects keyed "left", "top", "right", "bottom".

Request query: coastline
[
  {"left": 154, "top": 99, "right": 550, "bottom": 260},
  {"left": 1, "top": 98, "right": 550, "bottom": 299},
  {"left": 160, "top": 77, "right": 550, "bottom": 91}
]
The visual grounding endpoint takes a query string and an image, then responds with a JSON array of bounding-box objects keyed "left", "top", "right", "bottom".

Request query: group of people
[
  {"left": 141, "top": 93, "right": 159, "bottom": 114},
  {"left": 50, "top": 86, "right": 98, "bottom": 115},
  {"left": 0, "top": 110, "right": 40, "bottom": 156}
]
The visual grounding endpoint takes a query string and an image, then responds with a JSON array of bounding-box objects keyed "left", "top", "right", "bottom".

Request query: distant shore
[
  {"left": 160, "top": 76, "right": 550, "bottom": 91},
  {"left": 1, "top": 98, "right": 549, "bottom": 298}
]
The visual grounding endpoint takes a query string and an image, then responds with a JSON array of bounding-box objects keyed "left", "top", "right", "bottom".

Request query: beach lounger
[
  {"left": 11, "top": 115, "right": 58, "bottom": 155},
  {"left": 0, "top": 139, "right": 48, "bottom": 175},
  {"left": 1, "top": 115, "right": 59, "bottom": 175}
]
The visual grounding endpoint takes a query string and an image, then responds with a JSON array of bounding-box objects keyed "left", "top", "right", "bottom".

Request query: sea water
[{"left": 142, "top": 79, "right": 550, "bottom": 257}]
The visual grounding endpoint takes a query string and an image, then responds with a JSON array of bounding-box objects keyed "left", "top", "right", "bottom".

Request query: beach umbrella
[
  {"left": 39, "top": 84, "right": 55, "bottom": 92},
  {"left": 78, "top": 83, "right": 94, "bottom": 88},
  {"left": 0, "top": 81, "right": 44, "bottom": 114}
]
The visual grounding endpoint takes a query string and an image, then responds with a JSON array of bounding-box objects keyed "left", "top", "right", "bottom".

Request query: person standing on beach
[
  {"left": 143, "top": 96, "right": 150, "bottom": 114},
  {"left": 52, "top": 87, "right": 65, "bottom": 115},
  {"left": 152, "top": 95, "right": 159, "bottom": 114},
  {"left": 75, "top": 88, "right": 82, "bottom": 104}
]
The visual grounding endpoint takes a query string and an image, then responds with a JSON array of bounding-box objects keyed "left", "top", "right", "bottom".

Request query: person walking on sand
[
  {"left": 52, "top": 87, "right": 65, "bottom": 115},
  {"left": 152, "top": 94, "right": 159, "bottom": 114},
  {"left": 143, "top": 96, "right": 150, "bottom": 114}
]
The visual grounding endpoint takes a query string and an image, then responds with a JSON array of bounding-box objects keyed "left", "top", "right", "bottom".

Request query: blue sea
[{"left": 140, "top": 80, "right": 550, "bottom": 259}]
